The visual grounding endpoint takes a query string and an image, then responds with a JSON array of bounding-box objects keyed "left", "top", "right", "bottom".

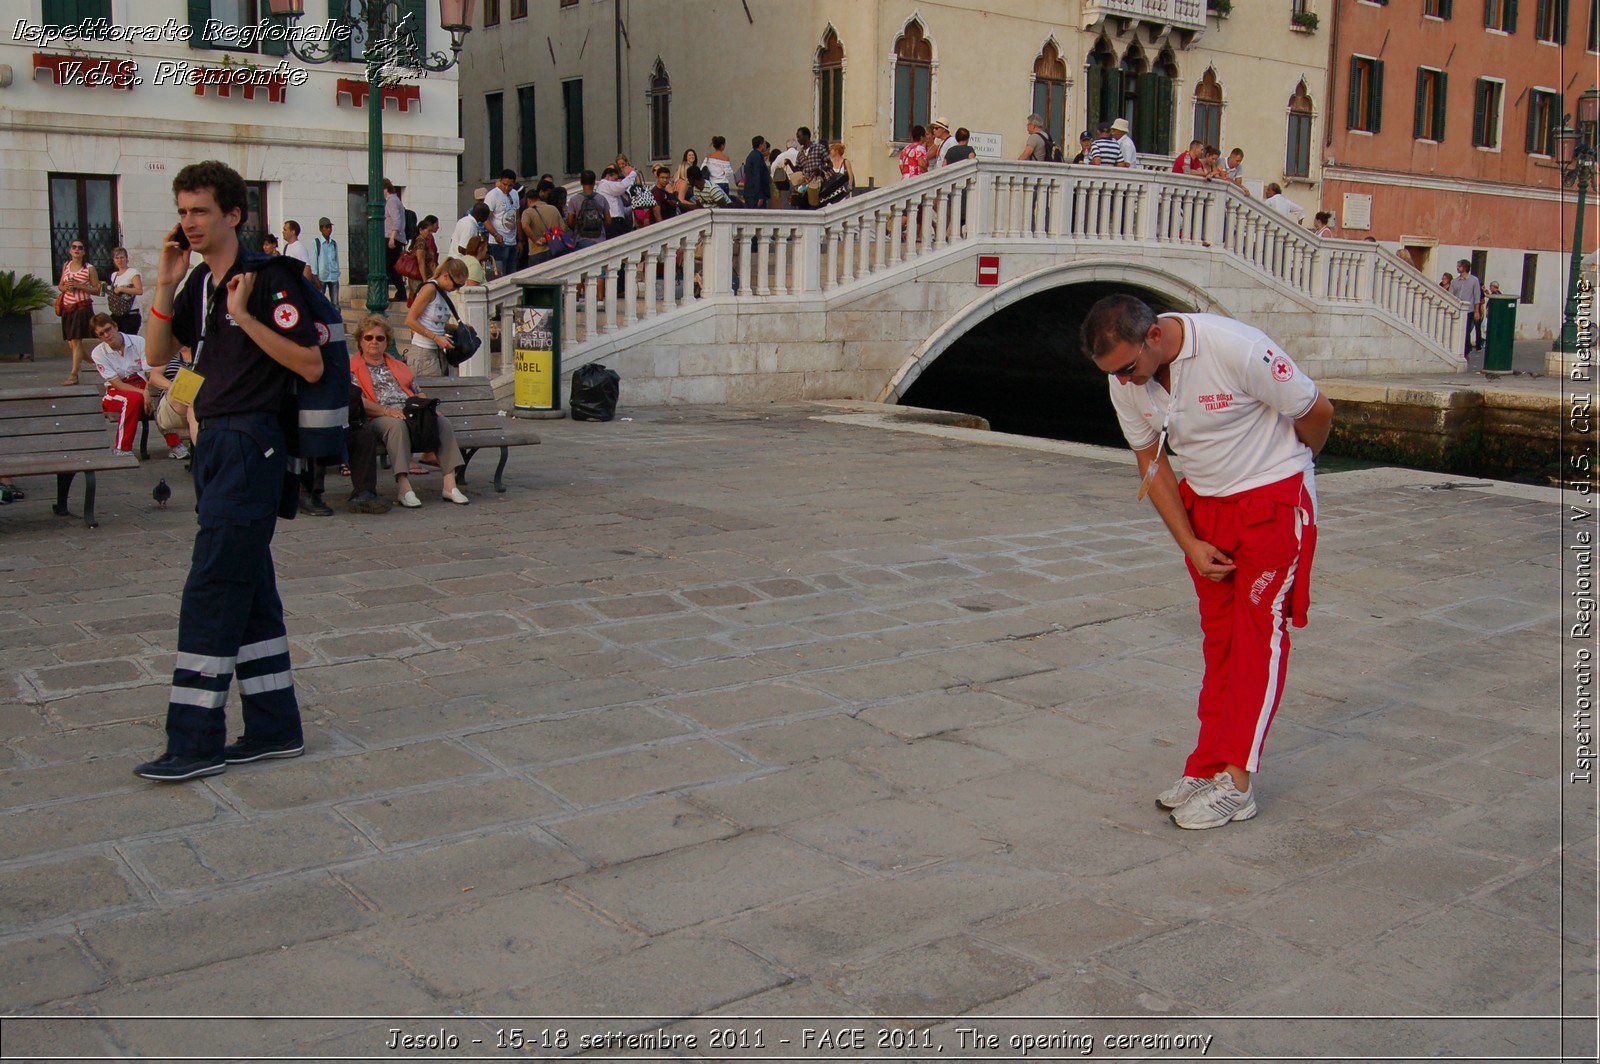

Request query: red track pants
[
  {"left": 1180, "top": 473, "right": 1317, "bottom": 776},
  {"left": 104, "top": 385, "right": 180, "bottom": 453}
]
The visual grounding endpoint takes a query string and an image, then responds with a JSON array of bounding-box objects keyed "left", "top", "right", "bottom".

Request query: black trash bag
[{"left": 570, "top": 363, "right": 621, "bottom": 422}]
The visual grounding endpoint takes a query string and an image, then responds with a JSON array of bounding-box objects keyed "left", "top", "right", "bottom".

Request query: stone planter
[{"left": 0, "top": 313, "right": 34, "bottom": 361}]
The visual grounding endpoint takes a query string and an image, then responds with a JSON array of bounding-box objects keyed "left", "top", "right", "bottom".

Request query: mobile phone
[{"left": 171, "top": 225, "right": 190, "bottom": 250}]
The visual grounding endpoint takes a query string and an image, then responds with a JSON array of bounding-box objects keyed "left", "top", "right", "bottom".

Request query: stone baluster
[
  {"left": 582, "top": 271, "right": 597, "bottom": 340},
  {"left": 641, "top": 248, "right": 659, "bottom": 319},
  {"left": 562, "top": 278, "right": 578, "bottom": 343},
  {"left": 799, "top": 221, "right": 823, "bottom": 295}
]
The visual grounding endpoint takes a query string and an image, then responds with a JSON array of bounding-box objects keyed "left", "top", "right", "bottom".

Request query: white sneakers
[
  {"left": 1155, "top": 775, "right": 1213, "bottom": 810},
  {"left": 1167, "top": 771, "right": 1257, "bottom": 830}
]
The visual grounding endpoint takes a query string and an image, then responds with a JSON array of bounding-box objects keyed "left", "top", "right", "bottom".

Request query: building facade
[
  {"left": 1323, "top": 0, "right": 1598, "bottom": 340},
  {"left": 2, "top": 0, "right": 464, "bottom": 353},
  {"left": 457, "top": 0, "right": 1328, "bottom": 210}
]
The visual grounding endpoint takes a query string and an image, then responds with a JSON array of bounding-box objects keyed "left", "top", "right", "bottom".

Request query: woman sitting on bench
[{"left": 349, "top": 315, "right": 469, "bottom": 509}]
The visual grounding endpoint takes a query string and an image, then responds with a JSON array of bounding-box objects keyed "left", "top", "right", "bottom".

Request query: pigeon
[{"left": 153, "top": 479, "right": 171, "bottom": 509}]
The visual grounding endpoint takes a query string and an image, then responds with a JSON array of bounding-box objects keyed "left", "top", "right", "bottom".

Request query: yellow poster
[{"left": 512, "top": 307, "right": 555, "bottom": 410}]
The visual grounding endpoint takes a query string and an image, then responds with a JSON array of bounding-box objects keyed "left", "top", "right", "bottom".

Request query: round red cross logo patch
[
  {"left": 1270, "top": 354, "right": 1295, "bottom": 382},
  {"left": 272, "top": 303, "right": 300, "bottom": 330},
  {"left": 314, "top": 322, "right": 330, "bottom": 345}
]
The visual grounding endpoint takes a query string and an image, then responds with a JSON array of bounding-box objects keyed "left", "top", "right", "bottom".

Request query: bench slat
[
  {"left": 456, "top": 430, "right": 541, "bottom": 447},
  {"left": 0, "top": 396, "right": 113, "bottom": 420},
  {"left": 3, "top": 412, "right": 119, "bottom": 435},
  {"left": 0, "top": 385, "right": 103, "bottom": 403},
  {"left": 0, "top": 435, "right": 115, "bottom": 458},
  {"left": 0, "top": 453, "right": 140, "bottom": 477}
]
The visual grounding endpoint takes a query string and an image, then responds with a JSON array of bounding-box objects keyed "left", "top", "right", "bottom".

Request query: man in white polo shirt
[{"left": 1081, "top": 294, "right": 1334, "bottom": 830}]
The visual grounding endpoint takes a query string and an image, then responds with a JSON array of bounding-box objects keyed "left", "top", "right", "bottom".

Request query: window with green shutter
[
  {"left": 518, "top": 84, "right": 538, "bottom": 176},
  {"left": 1472, "top": 78, "right": 1504, "bottom": 147},
  {"left": 187, "top": 1, "right": 284, "bottom": 53},
  {"left": 1347, "top": 56, "right": 1383, "bottom": 132},
  {"left": 1536, "top": 0, "right": 1570, "bottom": 40},
  {"left": 1414, "top": 68, "right": 1447, "bottom": 140},
  {"left": 1485, "top": 0, "right": 1520, "bottom": 31},
  {"left": 485, "top": 92, "right": 504, "bottom": 177},
  {"left": 1526, "top": 88, "right": 1561, "bottom": 153},
  {"left": 42, "top": 0, "right": 112, "bottom": 34}
]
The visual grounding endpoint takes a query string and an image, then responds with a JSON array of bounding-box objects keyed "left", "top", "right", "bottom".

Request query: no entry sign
[{"left": 977, "top": 255, "right": 999, "bottom": 286}]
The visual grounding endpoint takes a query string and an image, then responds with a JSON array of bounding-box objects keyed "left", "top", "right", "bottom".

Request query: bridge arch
[{"left": 879, "top": 259, "right": 1235, "bottom": 405}]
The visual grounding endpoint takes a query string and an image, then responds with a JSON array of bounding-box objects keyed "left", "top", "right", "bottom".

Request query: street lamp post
[
  {"left": 264, "top": 0, "right": 473, "bottom": 318},
  {"left": 1555, "top": 86, "right": 1600, "bottom": 355}
]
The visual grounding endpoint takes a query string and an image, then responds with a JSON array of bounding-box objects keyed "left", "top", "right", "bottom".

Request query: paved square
[{"left": 0, "top": 402, "right": 1588, "bottom": 1059}]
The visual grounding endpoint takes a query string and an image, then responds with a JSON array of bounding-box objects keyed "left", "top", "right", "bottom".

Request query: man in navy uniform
[{"left": 136, "top": 160, "right": 324, "bottom": 782}]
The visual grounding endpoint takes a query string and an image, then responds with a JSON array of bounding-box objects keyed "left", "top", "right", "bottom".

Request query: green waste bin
[
  {"left": 1484, "top": 295, "right": 1517, "bottom": 372},
  {"left": 512, "top": 281, "right": 564, "bottom": 418}
]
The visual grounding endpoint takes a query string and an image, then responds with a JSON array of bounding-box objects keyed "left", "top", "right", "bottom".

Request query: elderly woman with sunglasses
[{"left": 349, "top": 315, "right": 469, "bottom": 508}]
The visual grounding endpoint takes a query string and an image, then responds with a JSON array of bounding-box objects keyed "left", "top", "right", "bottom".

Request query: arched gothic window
[
  {"left": 1032, "top": 40, "right": 1068, "bottom": 148},
  {"left": 817, "top": 28, "right": 844, "bottom": 143},
  {"left": 1285, "top": 79, "right": 1315, "bottom": 178},
  {"left": 1193, "top": 67, "right": 1222, "bottom": 148},
  {"left": 892, "top": 18, "right": 933, "bottom": 141},
  {"left": 648, "top": 60, "right": 671, "bottom": 161}
]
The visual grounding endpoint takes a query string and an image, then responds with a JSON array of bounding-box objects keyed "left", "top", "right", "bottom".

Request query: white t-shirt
[
  {"left": 1116, "top": 134, "right": 1138, "bottom": 166},
  {"left": 90, "top": 333, "right": 150, "bottom": 386},
  {"left": 448, "top": 213, "right": 478, "bottom": 258},
  {"left": 1107, "top": 314, "right": 1319, "bottom": 500},
  {"left": 703, "top": 156, "right": 735, "bottom": 186},
  {"left": 284, "top": 239, "right": 309, "bottom": 263},
  {"left": 484, "top": 186, "right": 518, "bottom": 244},
  {"left": 1264, "top": 193, "right": 1306, "bottom": 225}
]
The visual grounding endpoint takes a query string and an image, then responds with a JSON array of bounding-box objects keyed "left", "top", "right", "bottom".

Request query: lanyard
[
  {"left": 194, "top": 275, "right": 220, "bottom": 371},
  {"left": 1136, "top": 349, "right": 1183, "bottom": 502}
]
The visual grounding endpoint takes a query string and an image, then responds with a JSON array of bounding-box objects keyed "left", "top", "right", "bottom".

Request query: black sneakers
[
  {"left": 134, "top": 754, "right": 226, "bottom": 782},
  {"left": 222, "top": 736, "right": 305, "bottom": 764}
]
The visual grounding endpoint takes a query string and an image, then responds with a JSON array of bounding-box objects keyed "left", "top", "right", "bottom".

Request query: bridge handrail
[{"left": 455, "top": 159, "right": 1460, "bottom": 376}]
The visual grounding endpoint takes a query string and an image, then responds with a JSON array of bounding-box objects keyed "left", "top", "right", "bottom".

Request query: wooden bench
[
  {"left": 413, "top": 375, "right": 541, "bottom": 492},
  {"left": 0, "top": 385, "right": 140, "bottom": 528}
]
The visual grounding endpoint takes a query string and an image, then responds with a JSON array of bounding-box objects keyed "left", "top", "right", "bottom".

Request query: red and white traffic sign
[{"left": 976, "top": 255, "right": 999, "bottom": 287}]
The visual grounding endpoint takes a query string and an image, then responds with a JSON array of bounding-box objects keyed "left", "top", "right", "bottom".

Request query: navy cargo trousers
[{"left": 163, "top": 415, "right": 302, "bottom": 759}]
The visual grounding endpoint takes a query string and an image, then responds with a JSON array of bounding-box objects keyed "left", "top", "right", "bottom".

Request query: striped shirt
[{"left": 1088, "top": 138, "right": 1124, "bottom": 165}]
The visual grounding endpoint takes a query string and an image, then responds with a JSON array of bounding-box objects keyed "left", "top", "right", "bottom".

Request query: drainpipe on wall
[
  {"left": 1324, "top": 0, "right": 1340, "bottom": 151},
  {"left": 614, "top": 0, "right": 624, "bottom": 157}
]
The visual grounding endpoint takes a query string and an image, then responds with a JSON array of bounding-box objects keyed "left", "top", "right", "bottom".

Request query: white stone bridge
[{"left": 455, "top": 160, "right": 1463, "bottom": 407}]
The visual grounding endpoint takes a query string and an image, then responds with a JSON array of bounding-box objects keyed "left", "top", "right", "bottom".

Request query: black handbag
[
  {"left": 438, "top": 290, "right": 482, "bottom": 366},
  {"left": 402, "top": 395, "right": 442, "bottom": 453}
]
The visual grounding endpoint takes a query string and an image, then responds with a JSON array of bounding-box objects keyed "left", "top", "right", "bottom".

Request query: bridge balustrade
[{"left": 457, "top": 160, "right": 1462, "bottom": 378}]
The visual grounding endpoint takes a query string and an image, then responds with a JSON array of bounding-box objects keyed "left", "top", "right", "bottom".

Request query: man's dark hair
[
  {"left": 284, "top": 219, "right": 300, "bottom": 237},
  {"left": 1096, "top": 121, "right": 1112, "bottom": 134},
  {"left": 580, "top": 169, "right": 597, "bottom": 186},
  {"left": 421, "top": 214, "right": 438, "bottom": 228},
  {"left": 1080, "top": 294, "right": 1158, "bottom": 361},
  {"left": 1457, "top": 259, "right": 1472, "bottom": 270},
  {"left": 796, "top": 126, "right": 811, "bottom": 141},
  {"left": 602, "top": 165, "right": 619, "bottom": 179},
  {"left": 910, "top": 124, "right": 926, "bottom": 141},
  {"left": 171, "top": 160, "right": 249, "bottom": 228},
  {"left": 470, "top": 202, "right": 491, "bottom": 222},
  {"left": 499, "top": 168, "right": 516, "bottom": 182},
  {"left": 955, "top": 127, "right": 970, "bottom": 142},
  {"left": 752, "top": 135, "right": 765, "bottom": 149},
  {"left": 687, "top": 164, "right": 703, "bottom": 184}
]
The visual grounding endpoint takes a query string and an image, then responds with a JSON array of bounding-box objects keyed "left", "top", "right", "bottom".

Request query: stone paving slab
[{"left": 0, "top": 398, "right": 1589, "bottom": 1059}]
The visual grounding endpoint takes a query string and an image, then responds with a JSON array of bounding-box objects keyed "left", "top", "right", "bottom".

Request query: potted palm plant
[{"left": 0, "top": 271, "right": 54, "bottom": 361}]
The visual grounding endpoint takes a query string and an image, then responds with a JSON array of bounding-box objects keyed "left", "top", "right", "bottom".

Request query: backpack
[
  {"left": 1034, "top": 130, "right": 1059, "bottom": 162},
  {"left": 404, "top": 208, "right": 419, "bottom": 242},
  {"left": 574, "top": 194, "right": 607, "bottom": 240}
]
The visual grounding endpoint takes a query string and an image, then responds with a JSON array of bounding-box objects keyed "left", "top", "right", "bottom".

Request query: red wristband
[{"left": 149, "top": 308, "right": 172, "bottom": 321}]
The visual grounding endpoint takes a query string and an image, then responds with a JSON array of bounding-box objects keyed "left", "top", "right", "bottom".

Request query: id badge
[{"left": 168, "top": 367, "right": 205, "bottom": 406}]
